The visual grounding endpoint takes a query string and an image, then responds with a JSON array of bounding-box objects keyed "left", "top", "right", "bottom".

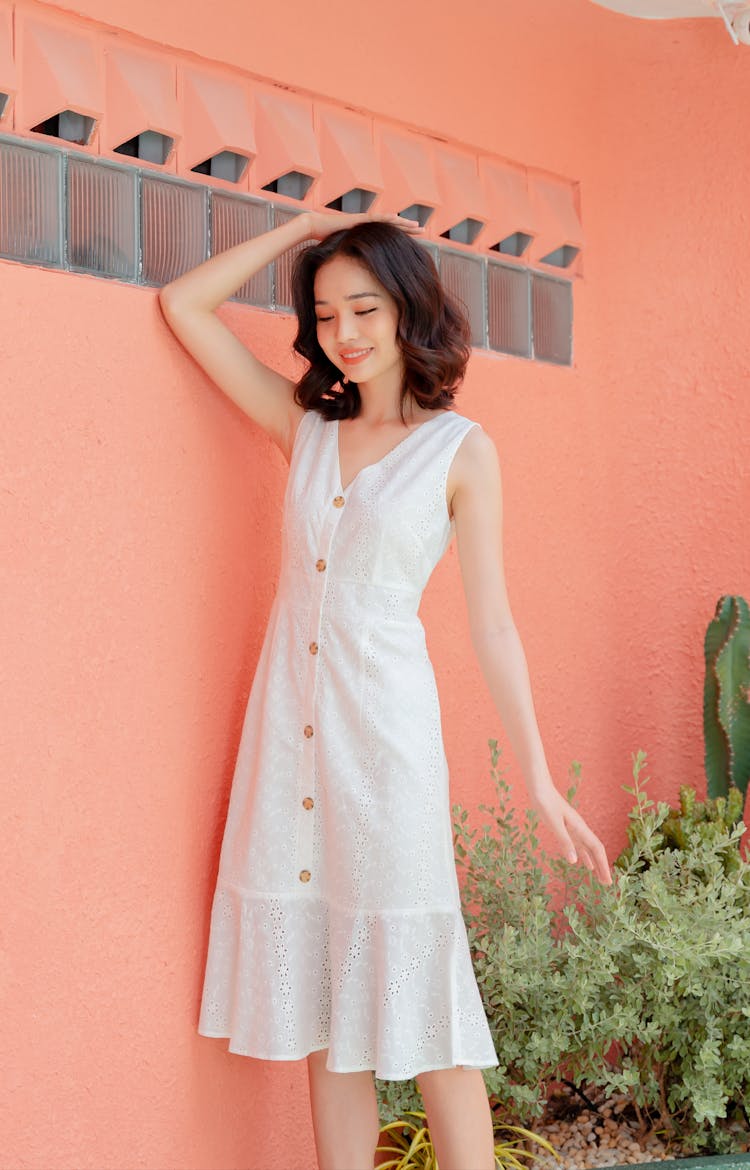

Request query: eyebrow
[{"left": 314, "top": 292, "right": 383, "bottom": 305}]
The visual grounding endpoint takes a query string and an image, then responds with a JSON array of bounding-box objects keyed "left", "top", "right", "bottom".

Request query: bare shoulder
[
  {"left": 452, "top": 423, "right": 500, "bottom": 485},
  {"left": 446, "top": 423, "right": 501, "bottom": 519}
]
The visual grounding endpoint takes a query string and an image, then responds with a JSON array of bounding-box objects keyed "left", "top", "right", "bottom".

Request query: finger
[
  {"left": 571, "top": 828, "right": 612, "bottom": 886},
  {"left": 592, "top": 843, "right": 613, "bottom": 886},
  {"left": 551, "top": 819, "right": 578, "bottom": 865},
  {"left": 577, "top": 845, "right": 595, "bottom": 874},
  {"left": 574, "top": 827, "right": 612, "bottom": 886},
  {"left": 379, "top": 212, "right": 424, "bottom": 232}
]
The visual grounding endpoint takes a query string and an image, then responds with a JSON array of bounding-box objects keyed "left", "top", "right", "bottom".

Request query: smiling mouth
[{"left": 340, "top": 348, "right": 373, "bottom": 362}]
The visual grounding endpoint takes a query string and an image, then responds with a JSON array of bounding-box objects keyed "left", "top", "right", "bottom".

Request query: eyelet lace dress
[{"left": 197, "top": 407, "right": 499, "bottom": 1079}]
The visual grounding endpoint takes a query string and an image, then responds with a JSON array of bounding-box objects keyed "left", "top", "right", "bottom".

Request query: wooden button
[
  {"left": 303, "top": 724, "right": 314, "bottom": 738},
  {"left": 332, "top": 495, "right": 345, "bottom": 508},
  {"left": 299, "top": 869, "right": 311, "bottom": 882},
  {"left": 315, "top": 559, "right": 326, "bottom": 572},
  {"left": 302, "top": 796, "right": 314, "bottom": 810},
  {"left": 309, "top": 641, "right": 318, "bottom": 655}
]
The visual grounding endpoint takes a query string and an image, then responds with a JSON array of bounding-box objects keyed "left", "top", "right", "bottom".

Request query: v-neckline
[{"left": 334, "top": 411, "right": 453, "bottom": 494}]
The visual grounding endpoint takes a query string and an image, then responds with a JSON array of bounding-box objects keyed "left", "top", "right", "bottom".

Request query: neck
[{"left": 354, "top": 372, "right": 414, "bottom": 425}]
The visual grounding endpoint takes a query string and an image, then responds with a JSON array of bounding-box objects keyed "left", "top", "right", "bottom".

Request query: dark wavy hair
[{"left": 290, "top": 222, "right": 472, "bottom": 420}]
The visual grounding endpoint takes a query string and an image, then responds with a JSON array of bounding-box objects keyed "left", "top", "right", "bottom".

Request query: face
[{"left": 313, "top": 255, "right": 403, "bottom": 387}]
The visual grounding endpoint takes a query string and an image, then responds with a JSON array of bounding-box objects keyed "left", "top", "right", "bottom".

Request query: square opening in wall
[
  {"left": 326, "top": 189, "right": 376, "bottom": 213},
  {"left": 67, "top": 157, "right": 138, "bottom": 280},
  {"left": 487, "top": 262, "right": 530, "bottom": 358},
  {"left": 491, "top": 231, "right": 533, "bottom": 258},
  {"left": 30, "top": 110, "right": 96, "bottom": 147},
  {"left": 212, "top": 194, "right": 271, "bottom": 306},
  {"left": 141, "top": 175, "right": 208, "bottom": 286},
  {"left": 262, "top": 171, "right": 313, "bottom": 201},
  {"left": 538, "top": 244, "right": 579, "bottom": 269},
  {"left": 398, "top": 203, "right": 432, "bottom": 227},
  {"left": 440, "top": 218, "right": 483, "bottom": 246},
  {"left": 532, "top": 273, "right": 572, "bottom": 366},
  {"left": 0, "top": 140, "right": 62, "bottom": 267},
  {"left": 439, "top": 250, "right": 485, "bottom": 348},
  {"left": 192, "top": 151, "right": 249, "bottom": 183},
  {"left": 114, "top": 131, "right": 174, "bottom": 165}
]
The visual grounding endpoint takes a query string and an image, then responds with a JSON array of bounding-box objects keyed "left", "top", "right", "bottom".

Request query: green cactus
[{"left": 703, "top": 594, "right": 750, "bottom": 814}]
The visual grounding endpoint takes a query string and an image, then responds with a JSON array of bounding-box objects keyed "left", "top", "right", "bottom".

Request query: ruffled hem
[{"left": 197, "top": 881, "right": 499, "bottom": 1081}]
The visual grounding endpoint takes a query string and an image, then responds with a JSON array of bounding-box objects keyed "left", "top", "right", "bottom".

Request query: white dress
[{"left": 197, "top": 406, "right": 499, "bottom": 1080}]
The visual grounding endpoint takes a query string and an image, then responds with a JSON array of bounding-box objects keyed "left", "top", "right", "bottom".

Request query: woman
[{"left": 158, "top": 210, "right": 611, "bottom": 1170}]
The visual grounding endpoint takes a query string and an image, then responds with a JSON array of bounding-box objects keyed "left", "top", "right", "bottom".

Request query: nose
[{"left": 334, "top": 311, "right": 359, "bottom": 344}]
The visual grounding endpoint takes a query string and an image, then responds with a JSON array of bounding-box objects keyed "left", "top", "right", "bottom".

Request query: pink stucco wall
[{"left": 2, "top": 1, "right": 749, "bottom": 1167}]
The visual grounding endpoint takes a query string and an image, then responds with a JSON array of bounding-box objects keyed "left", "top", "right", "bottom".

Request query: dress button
[
  {"left": 315, "top": 558, "right": 326, "bottom": 572},
  {"left": 299, "top": 869, "right": 311, "bottom": 882},
  {"left": 332, "top": 495, "right": 345, "bottom": 508},
  {"left": 302, "top": 796, "right": 314, "bottom": 810},
  {"left": 309, "top": 641, "right": 318, "bottom": 655},
  {"left": 303, "top": 724, "right": 314, "bottom": 738}
]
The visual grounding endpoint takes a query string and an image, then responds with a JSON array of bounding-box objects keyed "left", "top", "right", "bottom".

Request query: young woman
[{"left": 158, "top": 210, "right": 612, "bottom": 1170}]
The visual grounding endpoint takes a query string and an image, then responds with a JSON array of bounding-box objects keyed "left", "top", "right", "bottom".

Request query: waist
[{"left": 282, "top": 575, "right": 422, "bottom": 622}]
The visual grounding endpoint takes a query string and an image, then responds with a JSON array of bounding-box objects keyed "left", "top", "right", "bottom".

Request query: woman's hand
[
  {"left": 304, "top": 209, "right": 425, "bottom": 242},
  {"left": 526, "top": 782, "right": 612, "bottom": 885}
]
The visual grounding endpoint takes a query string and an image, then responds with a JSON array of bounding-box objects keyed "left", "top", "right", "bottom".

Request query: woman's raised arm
[
  {"left": 448, "top": 427, "right": 612, "bottom": 885},
  {"left": 158, "top": 210, "right": 424, "bottom": 460},
  {"left": 158, "top": 214, "right": 314, "bottom": 460}
]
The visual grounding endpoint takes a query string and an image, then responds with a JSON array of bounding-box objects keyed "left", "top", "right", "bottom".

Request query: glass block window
[
  {"left": 532, "top": 273, "right": 573, "bottom": 365},
  {"left": 273, "top": 205, "right": 314, "bottom": 310},
  {"left": 0, "top": 139, "right": 62, "bottom": 267},
  {"left": 439, "top": 250, "right": 485, "bottom": 348},
  {"left": 487, "top": 262, "right": 531, "bottom": 358},
  {"left": 212, "top": 193, "right": 270, "bottom": 306},
  {"left": 0, "top": 134, "right": 575, "bottom": 365},
  {"left": 67, "top": 157, "right": 138, "bottom": 280},
  {"left": 141, "top": 174, "right": 208, "bottom": 286},
  {"left": 417, "top": 238, "right": 440, "bottom": 271}
]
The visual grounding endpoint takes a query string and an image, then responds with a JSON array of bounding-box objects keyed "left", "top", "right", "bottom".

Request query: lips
[{"left": 339, "top": 348, "right": 373, "bottom": 364}]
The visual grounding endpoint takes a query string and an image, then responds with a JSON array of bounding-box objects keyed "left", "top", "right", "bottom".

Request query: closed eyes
[{"left": 316, "top": 308, "right": 377, "bottom": 323}]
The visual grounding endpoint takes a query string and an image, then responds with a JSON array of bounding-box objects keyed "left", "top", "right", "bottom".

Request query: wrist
[
  {"left": 523, "top": 768, "right": 556, "bottom": 799},
  {"left": 294, "top": 210, "right": 314, "bottom": 241}
]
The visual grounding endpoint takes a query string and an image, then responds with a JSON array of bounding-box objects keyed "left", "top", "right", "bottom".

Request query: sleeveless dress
[{"left": 197, "top": 406, "right": 499, "bottom": 1080}]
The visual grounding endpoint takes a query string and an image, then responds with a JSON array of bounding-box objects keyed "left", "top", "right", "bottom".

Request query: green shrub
[
  {"left": 457, "top": 743, "right": 750, "bottom": 1151},
  {"left": 376, "top": 742, "right": 750, "bottom": 1154}
]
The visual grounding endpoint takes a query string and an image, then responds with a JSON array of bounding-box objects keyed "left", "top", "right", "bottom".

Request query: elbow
[
  {"left": 469, "top": 618, "right": 518, "bottom": 654},
  {"left": 158, "top": 285, "right": 181, "bottom": 312}
]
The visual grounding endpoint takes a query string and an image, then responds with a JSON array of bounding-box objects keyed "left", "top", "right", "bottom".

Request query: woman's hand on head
[{"left": 303, "top": 209, "right": 426, "bottom": 242}]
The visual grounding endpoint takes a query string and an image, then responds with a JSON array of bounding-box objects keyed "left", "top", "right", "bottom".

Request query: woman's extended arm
[{"left": 448, "top": 426, "right": 612, "bottom": 885}]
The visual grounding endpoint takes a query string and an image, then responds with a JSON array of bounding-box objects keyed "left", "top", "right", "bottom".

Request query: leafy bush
[
  {"left": 451, "top": 742, "right": 750, "bottom": 1152},
  {"left": 376, "top": 742, "right": 750, "bottom": 1153}
]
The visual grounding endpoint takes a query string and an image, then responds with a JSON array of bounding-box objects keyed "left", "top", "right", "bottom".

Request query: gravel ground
[{"left": 522, "top": 1091, "right": 750, "bottom": 1169}]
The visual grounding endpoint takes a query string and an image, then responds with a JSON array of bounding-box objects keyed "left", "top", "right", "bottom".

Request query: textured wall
[{"left": 2, "top": 1, "right": 749, "bottom": 1168}]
